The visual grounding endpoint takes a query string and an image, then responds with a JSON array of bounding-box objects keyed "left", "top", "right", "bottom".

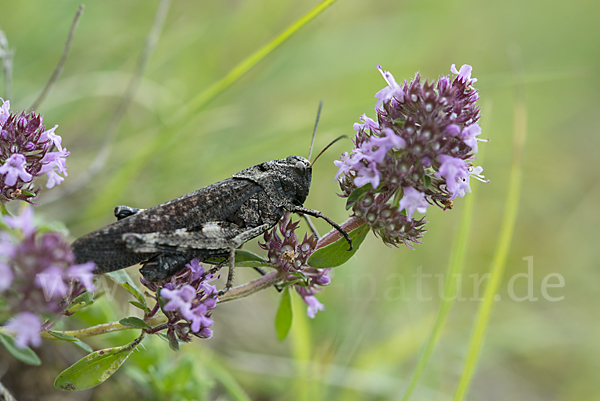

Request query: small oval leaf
[
  {"left": 119, "top": 317, "right": 151, "bottom": 330},
  {"left": 49, "top": 332, "right": 93, "bottom": 353},
  {"left": 0, "top": 332, "right": 41, "bottom": 366},
  {"left": 128, "top": 300, "right": 151, "bottom": 312},
  {"left": 205, "top": 249, "right": 267, "bottom": 265},
  {"left": 167, "top": 331, "right": 180, "bottom": 352},
  {"left": 121, "top": 282, "right": 147, "bottom": 308},
  {"left": 422, "top": 174, "right": 431, "bottom": 189},
  {"left": 345, "top": 184, "right": 373, "bottom": 210},
  {"left": 275, "top": 288, "right": 293, "bottom": 341},
  {"left": 308, "top": 224, "right": 370, "bottom": 269},
  {"left": 54, "top": 336, "right": 143, "bottom": 391}
]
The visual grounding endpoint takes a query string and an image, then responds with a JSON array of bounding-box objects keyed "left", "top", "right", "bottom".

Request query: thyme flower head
[
  {"left": 335, "top": 64, "right": 488, "bottom": 247},
  {"left": 0, "top": 98, "right": 69, "bottom": 203},
  {"left": 142, "top": 258, "right": 218, "bottom": 342},
  {"left": 0, "top": 207, "right": 96, "bottom": 348},
  {"left": 260, "top": 213, "right": 329, "bottom": 318}
]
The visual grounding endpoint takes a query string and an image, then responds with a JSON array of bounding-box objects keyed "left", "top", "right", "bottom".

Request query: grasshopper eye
[{"left": 295, "top": 161, "right": 307, "bottom": 176}]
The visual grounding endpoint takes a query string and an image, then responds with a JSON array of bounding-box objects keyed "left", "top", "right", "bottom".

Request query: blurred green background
[{"left": 1, "top": 0, "right": 599, "bottom": 399}]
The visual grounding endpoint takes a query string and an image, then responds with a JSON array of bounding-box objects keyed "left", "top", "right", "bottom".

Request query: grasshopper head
[{"left": 283, "top": 155, "right": 312, "bottom": 206}]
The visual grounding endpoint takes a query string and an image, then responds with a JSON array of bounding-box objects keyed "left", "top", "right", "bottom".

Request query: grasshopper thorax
[{"left": 232, "top": 155, "right": 312, "bottom": 208}]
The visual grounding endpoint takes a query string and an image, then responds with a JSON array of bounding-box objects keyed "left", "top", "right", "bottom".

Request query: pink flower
[
  {"left": 4, "top": 312, "right": 43, "bottom": 348},
  {"left": 0, "top": 153, "right": 33, "bottom": 186},
  {"left": 375, "top": 65, "right": 405, "bottom": 109},
  {"left": 398, "top": 187, "right": 429, "bottom": 221}
]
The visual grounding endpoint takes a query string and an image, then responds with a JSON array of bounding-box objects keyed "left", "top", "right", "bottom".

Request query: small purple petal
[
  {"left": 40, "top": 149, "right": 70, "bottom": 188},
  {"left": 35, "top": 266, "right": 69, "bottom": 299},
  {"left": 375, "top": 65, "right": 405, "bottom": 109},
  {"left": 4, "top": 312, "right": 43, "bottom": 348},
  {"left": 0, "top": 154, "right": 33, "bottom": 186},
  {"left": 304, "top": 295, "right": 325, "bottom": 319},
  {"left": 67, "top": 262, "right": 96, "bottom": 292},
  {"left": 0, "top": 261, "right": 14, "bottom": 291},
  {"left": 186, "top": 258, "right": 205, "bottom": 281},
  {"left": 354, "top": 162, "right": 381, "bottom": 189},
  {"left": 436, "top": 155, "right": 469, "bottom": 199},
  {"left": 371, "top": 128, "right": 406, "bottom": 150},
  {"left": 161, "top": 285, "right": 196, "bottom": 315},
  {"left": 187, "top": 305, "right": 214, "bottom": 333},
  {"left": 461, "top": 124, "right": 482, "bottom": 153},
  {"left": 39, "top": 125, "right": 62, "bottom": 151},
  {"left": 443, "top": 124, "right": 461, "bottom": 137},
  {"left": 0, "top": 98, "right": 10, "bottom": 126},
  {"left": 450, "top": 64, "right": 477, "bottom": 83},
  {"left": 5, "top": 206, "right": 36, "bottom": 238},
  {"left": 334, "top": 152, "right": 355, "bottom": 181},
  {"left": 353, "top": 114, "right": 379, "bottom": 132},
  {"left": 398, "top": 187, "right": 429, "bottom": 221}
]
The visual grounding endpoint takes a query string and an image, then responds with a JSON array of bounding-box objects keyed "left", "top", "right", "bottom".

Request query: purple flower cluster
[
  {"left": 260, "top": 213, "right": 329, "bottom": 318},
  {"left": 0, "top": 98, "right": 69, "bottom": 203},
  {"left": 0, "top": 207, "right": 96, "bottom": 348},
  {"left": 335, "top": 64, "right": 487, "bottom": 246},
  {"left": 142, "top": 259, "right": 218, "bottom": 342}
]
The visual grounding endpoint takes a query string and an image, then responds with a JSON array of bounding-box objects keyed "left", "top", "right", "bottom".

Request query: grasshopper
[{"left": 72, "top": 115, "right": 351, "bottom": 292}]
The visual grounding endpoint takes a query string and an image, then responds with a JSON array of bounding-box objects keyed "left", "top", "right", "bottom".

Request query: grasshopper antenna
[
  {"left": 310, "top": 135, "right": 348, "bottom": 167},
  {"left": 308, "top": 99, "right": 323, "bottom": 162}
]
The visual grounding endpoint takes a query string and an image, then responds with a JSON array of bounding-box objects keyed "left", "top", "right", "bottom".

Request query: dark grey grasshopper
[{"left": 72, "top": 153, "right": 352, "bottom": 292}]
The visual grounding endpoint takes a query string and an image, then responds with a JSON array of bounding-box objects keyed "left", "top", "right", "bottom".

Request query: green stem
[
  {"left": 36, "top": 314, "right": 168, "bottom": 339},
  {"left": 401, "top": 172, "right": 477, "bottom": 401},
  {"left": 453, "top": 98, "right": 526, "bottom": 400},
  {"left": 218, "top": 271, "right": 282, "bottom": 303}
]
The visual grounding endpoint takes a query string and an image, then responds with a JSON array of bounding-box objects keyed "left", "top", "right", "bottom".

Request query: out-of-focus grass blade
[
  {"left": 85, "top": 0, "right": 339, "bottom": 220},
  {"left": 453, "top": 98, "right": 526, "bottom": 401}
]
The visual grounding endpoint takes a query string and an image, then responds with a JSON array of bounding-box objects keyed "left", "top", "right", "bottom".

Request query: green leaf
[
  {"left": 205, "top": 249, "right": 268, "bottom": 266},
  {"left": 277, "top": 279, "right": 303, "bottom": 289},
  {"left": 345, "top": 184, "right": 373, "bottom": 210},
  {"left": 106, "top": 270, "right": 147, "bottom": 308},
  {"left": 0, "top": 332, "right": 41, "bottom": 366},
  {"left": 308, "top": 224, "right": 370, "bottom": 269},
  {"left": 72, "top": 291, "right": 94, "bottom": 306},
  {"left": 54, "top": 336, "right": 143, "bottom": 391},
  {"left": 122, "top": 282, "right": 147, "bottom": 308},
  {"left": 0, "top": 202, "right": 10, "bottom": 216},
  {"left": 422, "top": 174, "right": 432, "bottom": 189},
  {"left": 157, "top": 286, "right": 167, "bottom": 310},
  {"left": 119, "top": 317, "right": 151, "bottom": 330},
  {"left": 128, "top": 300, "right": 150, "bottom": 312},
  {"left": 106, "top": 269, "right": 136, "bottom": 286},
  {"left": 167, "top": 331, "right": 180, "bottom": 352},
  {"left": 48, "top": 332, "right": 93, "bottom": 353},
  {"left": 275, "top": 287, "right": 293, "bottom": 341},
  {"left": 67, "top": 292, "right": 95, "bottom": 314},
  {"left": 19, "top": 188, "right": 37, "bottom": 197}
]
